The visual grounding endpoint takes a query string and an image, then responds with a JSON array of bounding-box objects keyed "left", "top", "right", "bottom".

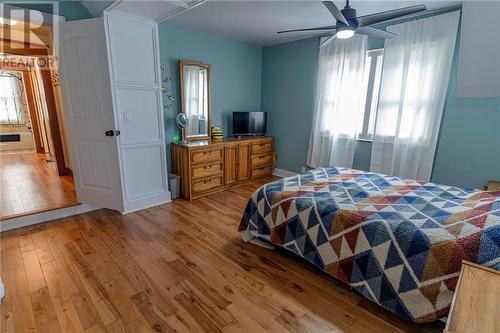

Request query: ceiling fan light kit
[
  {"left": 336, "top": 28, "right": 355, "bottom": 39},
  {"left": 277, "top": 0, "right": 427, "bottom": 47}
]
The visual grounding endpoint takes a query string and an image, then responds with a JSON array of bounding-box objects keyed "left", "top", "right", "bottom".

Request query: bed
[{"left": 238, "top": 167, "right": 500, "bottom": 323}]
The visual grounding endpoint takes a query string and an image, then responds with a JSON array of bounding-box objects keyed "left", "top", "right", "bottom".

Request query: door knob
[{"left": 105, "top": 130, "right": 114, "bottom": 137}]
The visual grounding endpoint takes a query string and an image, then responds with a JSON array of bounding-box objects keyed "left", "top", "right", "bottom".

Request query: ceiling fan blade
[
  {"left": 320, "top": 33, "right": 337, "bottom": 48},
  {"left": 277, "top": 25, "right": 336, "bottom": 34},
  {"left": 322, "top": 1, "right": 349, "bottom": 26},
  {"left": 356, "top": 26, "right": 398, "bottom": 39},
  {"left": 356, "top": 4, "right": 426, "bottom": 28}
]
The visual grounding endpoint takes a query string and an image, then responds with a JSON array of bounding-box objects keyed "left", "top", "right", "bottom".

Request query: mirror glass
[
  {"left": 175, "top": 113, "right": 188, "bottom": 129},
  {"left": 180, "top": 61, "right": 211, "bottom": 140}
]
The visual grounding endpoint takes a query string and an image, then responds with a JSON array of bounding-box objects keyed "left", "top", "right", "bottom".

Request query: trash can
[{"left": 169, "top": 174, "right": 181, "bottom": 199}]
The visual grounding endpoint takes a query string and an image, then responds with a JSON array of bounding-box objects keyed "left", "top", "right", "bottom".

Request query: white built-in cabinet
[{"left": 60, "top": 13, "right": 170, "bottom": 214}]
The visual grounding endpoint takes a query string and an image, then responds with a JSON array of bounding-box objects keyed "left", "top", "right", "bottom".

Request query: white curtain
[
  {"left": 307, "top": 35, "right": 367, "bottom": 168},
  {"left": 0, "top": 74, "right": 25, "bottom": 125},
  {"left": 370, "top": 12, "right": 460, "bottom": 181}
]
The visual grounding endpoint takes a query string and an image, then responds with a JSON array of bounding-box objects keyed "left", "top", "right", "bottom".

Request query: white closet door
[
  {"left": 105, "top": 13, "right": 170, "bottom": 213},
  {"left": 59, "top": 18, "right": 124, "bottom": 211}
]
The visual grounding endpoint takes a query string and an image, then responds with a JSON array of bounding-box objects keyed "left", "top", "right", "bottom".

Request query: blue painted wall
[
  {"left": 432, "top": 35, "right": 500, "bottom": 188},
  {"left": 261, "top": 14, "right": 500, "bottom": 189},
  {"left": 158, "top": 23, "right": 263, "bottom": 171},
  {"left": 261, "top": 38, "right": 318, "bottom": 173},
  {"left": 9, "top": 1, "right": 92, "bottom": 21}
]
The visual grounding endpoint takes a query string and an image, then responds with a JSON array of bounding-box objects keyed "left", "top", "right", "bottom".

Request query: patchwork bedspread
[{"left": 238, "top": 167, "right": 500, "bottom": 323}]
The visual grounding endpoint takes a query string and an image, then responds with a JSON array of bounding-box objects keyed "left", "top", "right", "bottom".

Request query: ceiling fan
[{"left": 277, "top": 0, "right": 426, "bottom": 47}]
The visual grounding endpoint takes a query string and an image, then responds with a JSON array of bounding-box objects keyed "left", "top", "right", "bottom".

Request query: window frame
[
  {"left": 358, "top": 48, "right": 384, "bottom": 142},
  {"left": 0, "top": 72, "right": 24, "bottom": 125}
]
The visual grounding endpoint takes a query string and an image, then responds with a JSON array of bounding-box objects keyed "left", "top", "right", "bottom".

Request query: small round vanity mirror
[{"left": 176, "top": 113, "right": 189, "bottom": 144}]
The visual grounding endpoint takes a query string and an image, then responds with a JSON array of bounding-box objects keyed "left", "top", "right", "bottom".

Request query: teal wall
[
  {"left": 158, "top": 23, "right": 263, "bottom": 171},
  {"left": 432, "top": 36, "right": 500, "bottom": 188},
  {"left": 261, "top": 12, "right": 500, "bottom": 189},
  {"left": 7, "top": 1, "right": 92, "bottom": 21},
  {"left": 261, "top": 38, "right": 318, "bottom": 173}
]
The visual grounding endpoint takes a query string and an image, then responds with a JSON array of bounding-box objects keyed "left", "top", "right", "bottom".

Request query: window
[
  {"left": 0, "top": 72, "right": 25, "bottom": 125},
  {"left": 358, "top": 49, "right": 384, "bottom": 141}
]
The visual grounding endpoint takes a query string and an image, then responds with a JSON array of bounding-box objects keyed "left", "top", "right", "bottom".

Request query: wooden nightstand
[
  {"left": 486, "top": 180, "right": 500, "bottom": 191},
  {"left": 444, "top": 261, "right": 500, "bottom": 333}
]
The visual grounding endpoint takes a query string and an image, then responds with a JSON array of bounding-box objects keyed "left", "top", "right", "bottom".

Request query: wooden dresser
[{"left": 171, "top": 136, "right": 275, "bottom": 200}]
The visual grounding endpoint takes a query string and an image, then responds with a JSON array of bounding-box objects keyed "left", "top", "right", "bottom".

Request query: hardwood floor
[
  {"left": 0, "top": 178, "right": 444, "bottom": 333},
  {"left": 0, "top": 153, "right": 77, "bottom": 220}
]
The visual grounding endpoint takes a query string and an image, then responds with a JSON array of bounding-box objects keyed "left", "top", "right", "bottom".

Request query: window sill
[{"left": 356, "top": 137, "right": 373, "bottom": 143}]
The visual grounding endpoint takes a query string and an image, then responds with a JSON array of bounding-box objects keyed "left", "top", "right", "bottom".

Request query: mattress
[{"left": 238, "top": 167, "right": 500, "bottom": 323}]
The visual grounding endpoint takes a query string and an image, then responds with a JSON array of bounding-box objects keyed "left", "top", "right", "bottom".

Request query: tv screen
[{"left": 233, "top": 112, "right": 267, "bottom": 136}]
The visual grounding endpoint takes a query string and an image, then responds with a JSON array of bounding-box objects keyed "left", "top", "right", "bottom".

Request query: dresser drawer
[
  {"left": 191, "top": 148, "right": 222, "bottom": 164},
  {"left": 192, "top": 162, "right": 222, "bottom": 179},
  {"left": 192, "top": 176, "right": 222, "bottom": 194},
  {"left": 251, "top": 165, "right": 273, "bottom": 178},
  {"left": 251, "top": 153, "right": 274, "bottom": 167},
  {"left": 251, "top": 141, "right": 273, "bottom": 155}
]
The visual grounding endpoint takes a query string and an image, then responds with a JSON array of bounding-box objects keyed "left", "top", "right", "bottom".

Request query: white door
[
  {"left": 105, "top": 13, "right": 170, "bottom": 213},
  {"left": 59, "top": 18, "right": 124, "bottom": 211}
]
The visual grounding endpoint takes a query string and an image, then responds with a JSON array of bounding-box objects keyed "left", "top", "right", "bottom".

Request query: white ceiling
[
  {"left": 79, "top": 0, "right": 115, "bottom": 17},
  {"left": 167, "top": 0, "right": 461, "bottom": 46},
  {"left": 79, "top": 0, "right": 206, "bottom": 21}
]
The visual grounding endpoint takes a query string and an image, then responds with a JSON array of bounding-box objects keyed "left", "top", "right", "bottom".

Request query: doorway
[{"left": 0, "top": 17, "right": 78, "bottom": 220}]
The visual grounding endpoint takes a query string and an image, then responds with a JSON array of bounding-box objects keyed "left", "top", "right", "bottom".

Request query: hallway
[{"left": 0, "top": 153, "right": 77, "bottom": 219}]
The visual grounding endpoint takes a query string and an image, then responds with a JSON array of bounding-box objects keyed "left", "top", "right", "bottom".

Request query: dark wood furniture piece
[
  {"left": 486, "top": 180, "right": 500, "bottom": 191},
  {"left": 171, "top": 136, "right": 275, "bottom": 200}
]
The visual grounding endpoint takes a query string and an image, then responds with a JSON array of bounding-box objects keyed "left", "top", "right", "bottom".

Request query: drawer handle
[
  {"left": 203, "top": 151, "right": 210, "bottom": 155},
  {"left": 204, "top": 165, "right": 211, "bottom": 170},
  {"left": 259, "top": 144, "right": 266, "bottom": 147},
  {"left": 204, "top": 179, "right": 210, "bottom": 184}
]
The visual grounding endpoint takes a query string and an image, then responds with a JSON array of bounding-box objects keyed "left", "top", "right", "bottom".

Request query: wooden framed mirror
[{"left": 179, "top": 60, "right": 211, "bottom": 141}]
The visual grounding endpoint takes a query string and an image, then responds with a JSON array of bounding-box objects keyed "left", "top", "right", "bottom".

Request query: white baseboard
[
  {"left": 0, "top": 204, "right": 97, "bottom": 232},
  {"left": 273, "top": 168, "right": 297, "bottom": 178}
]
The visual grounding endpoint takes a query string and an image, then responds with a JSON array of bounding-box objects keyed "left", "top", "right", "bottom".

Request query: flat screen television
[{"left": 232, "top": 112, "right": 267, "bottom": 136}]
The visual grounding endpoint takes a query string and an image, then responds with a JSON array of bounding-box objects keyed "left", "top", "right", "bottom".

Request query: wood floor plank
[
  {"left": 125, "top": 316, "right": 156, "bottom": 333},
  {"left": 5, "top": 242, "right": 37, "bottom": 332},
  {"left": 37, "top": 318, "right": 62, "bottom": 333},
  {"left": 1, "top": 312, "right": 15, "bottom": 333},
  {"left": 0, "top": 177, "right": 445, "bottom": 333},
  {"left": 31, "top": 286, "right": 57, "bottom": 327},
  {"left": 22, "top": 250, "right": 47, "bottom": 292},
  {"left": 130, "top": 291, "right": 176, "bottom": 333},
  {"left": 70, "top": 291, "right": 102, "bottom": 330},
  {"left": 174, "top": 292, "right": 223, "bottom": 333}
]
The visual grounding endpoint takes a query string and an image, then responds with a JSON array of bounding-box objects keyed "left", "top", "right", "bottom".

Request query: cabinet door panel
[
  {"left": 224, "top": 146, "right": 237, "bottom": 185},
  {"left": 237, "top": 144, "right": 250, "bottom": 181}
]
